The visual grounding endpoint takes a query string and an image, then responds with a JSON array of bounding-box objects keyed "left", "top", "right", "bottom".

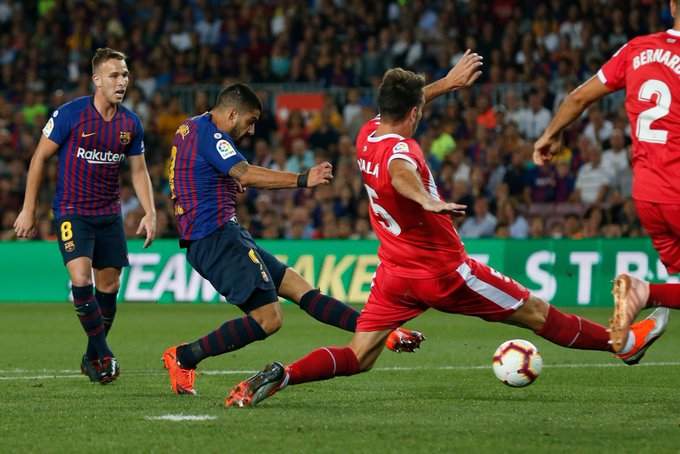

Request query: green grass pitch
[{"left": 2, "top": 303, "right": 680, "bottom": 453}]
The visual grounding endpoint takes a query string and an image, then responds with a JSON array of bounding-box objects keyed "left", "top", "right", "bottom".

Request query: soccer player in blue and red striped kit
[
  {"left": 162, "top": 84, "right": 423, "bottom": 395},
  {"left": 14, "top": 48, "right": 157, "bottom": 384}
]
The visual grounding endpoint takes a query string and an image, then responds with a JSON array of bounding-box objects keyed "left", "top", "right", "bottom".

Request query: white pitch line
[
  {"left": 145, "top": 414, "right": 217, "bottom": 421},
  {"left": 2, "top": 361, "right": 680, "bottom": 381}
]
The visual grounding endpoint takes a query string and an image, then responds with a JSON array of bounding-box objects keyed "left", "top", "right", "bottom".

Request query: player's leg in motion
[
  {"left": 226, "top": 329, "right": 388, "bottom": 408},
  {"left": 610, "top": 274, "right": 680, "bottom": 353},
  {"left": 610, "top": 200, "right": 680, "bottom": 352},
  {"left": 162, "top": 225, "right": 281, "bottom": 395},
  {"left": 226, "top": 262, "right": 427, "bottom": 407},
  {"left": 164, "top": 290, "right": 278, "bottom": 395},
  {"left": 265, "top": 251, "right": 423, "bottom": 352},
  {"left": 67, "top": 257, "right": 115, "bottom": 383},
  {"left": 437, "top": 258, "right": 667, "bottom": 365}
]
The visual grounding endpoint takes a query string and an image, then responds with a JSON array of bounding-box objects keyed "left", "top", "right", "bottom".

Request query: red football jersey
[
  {"left": 597, "top": 29, "right": 680, "bottom": 203},
  {"left": 356, "top": 117, "right": 466, "bottom": 278}
]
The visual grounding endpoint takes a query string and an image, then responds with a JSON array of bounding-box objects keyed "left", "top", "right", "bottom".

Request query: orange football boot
[
  {"left": 162, "top": 345, "right": 197, "bottom": 395},
  {"left": 616, "top": 308, "right": 669, "bottom": 365},
  {"left": 610, "top": 274, "right": 650, "bottom": 352}
]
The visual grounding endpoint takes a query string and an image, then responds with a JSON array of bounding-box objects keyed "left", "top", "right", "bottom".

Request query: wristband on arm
[{"left": 297, "top": 171, "right": 309, "bottom": 188}]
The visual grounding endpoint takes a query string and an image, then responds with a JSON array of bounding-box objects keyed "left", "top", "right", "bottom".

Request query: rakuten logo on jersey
[{"left": 76, "top": 147, "right": 125, "bottom": 165}]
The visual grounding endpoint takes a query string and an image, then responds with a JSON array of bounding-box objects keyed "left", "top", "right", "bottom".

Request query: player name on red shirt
[
  {"left": 597, "top": 29, "right": 680, "bottom": 204},
  {"left": 355, "top": 117, "right": 466, "bottom": 278}
]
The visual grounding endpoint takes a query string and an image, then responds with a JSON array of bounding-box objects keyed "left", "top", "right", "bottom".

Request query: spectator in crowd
[
  {"left": 517, "top": 90, "right": 551, "bottom": 140},
  {"left": 584, "top": 106, "right": 614, "bottom": 144},
  {"left": 497, "top": 200, "right": 530, "bottom": 239},
  {"left": 286, "top": 138, "right": 315, "bottom": 174},
  {"left": 459, "top": 197, "right": 497, "bottom": 238},
  {"left": 574, "top": 140, "right": 611, "bottom": 206}
]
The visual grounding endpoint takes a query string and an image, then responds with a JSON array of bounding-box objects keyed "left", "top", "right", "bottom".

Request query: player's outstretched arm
[
  {"left": 533, "top": 76, "right": 613, "bottom": 166},
  {"left": 14, "top": 136, "right": 59, "bottom": 238},
  {"left": 229, "top": 161, "right": 333, "bottom": 190},
  {"left": 129, "top": 155, "right": 157, "bottom": 248},
  {"left": 424, "top": 49, "right": 483, "bottom": 104},
  {"left": 388, "top": 159, "right": 466, "bottom": 216}
]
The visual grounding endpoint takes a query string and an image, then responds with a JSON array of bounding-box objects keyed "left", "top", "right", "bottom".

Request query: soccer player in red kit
[
  {"left": 225, "top": 52, "right": 668, "bottom": 407},
  {"left": 534, "top": 0, "right": 680, "bottom": 353}
]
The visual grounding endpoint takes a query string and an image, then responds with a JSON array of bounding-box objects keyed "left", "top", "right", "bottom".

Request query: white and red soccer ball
[{"left": 492, "top": 339, "right": 543, "bottom": 387}]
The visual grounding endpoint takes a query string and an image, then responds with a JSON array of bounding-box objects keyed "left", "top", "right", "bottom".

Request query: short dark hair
[
  {"left": 215, "top": 83, "right": 262, "bottom": 113},
  {"left": 92, "top": 48, "right": 127, "bottom": 73},
  {"left": 377, "top": 68, "right": 426, "bottom": 121}
]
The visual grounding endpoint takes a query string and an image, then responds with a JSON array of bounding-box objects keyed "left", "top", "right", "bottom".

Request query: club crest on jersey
[
  {"left": 64, "top": 240, "right": 75, "bottom": 252},
  {"left": 120, "top": 131, "right": 131, "bottom": 145},
  {"left": 216, "top": 139, "right": 236, "bottom": 160},
  {"left": 176, "top": 124, "right": 190, "bottom": 139}
]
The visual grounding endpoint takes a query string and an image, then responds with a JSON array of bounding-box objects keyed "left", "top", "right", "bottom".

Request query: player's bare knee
[
  {"left": 260, "top": 312, "right": 283, "bottom": 335},
  {"left": 96, "top": 281, "right": 120, "bottom": 294},
  {"left": 524, "top": 296, "right": 549, "bottom": 331},
  {"left": 507, "top": 296, "right": 549, "bottom": 332},
  {"left": 249, "top": 303, "right": 283, "bottom": 335},
  {"left": 70, "top": 274, "right": 92, "bottom": 287}
]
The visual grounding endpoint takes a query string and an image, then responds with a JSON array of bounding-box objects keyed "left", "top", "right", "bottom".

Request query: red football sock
[
  {"left": 536, "top": 305, "right": 612, "bottom": 352},
  {"left": 286, "top": 346, "right": 360, "bottom": 385},
  {"left": 649, "top": 283, "right": 680, "bottom": 308}
]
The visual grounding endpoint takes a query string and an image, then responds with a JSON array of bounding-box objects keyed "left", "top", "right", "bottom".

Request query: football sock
[
  {"left": 72, "top": 285, "right": 113, "bottom": 359},
  {"left": 86, "top": 290, "right": 118, "bottom": 360},
  {"left": 536, "top": 305, "right": 611, "bottom": 352},
  {"left": 95, "top": 290, "right": 117, "bottom": 335},
  {"left": 176, "top": 316, "right": 267, "bottom": 369},
  {"left": 298, "top": 289, "right": 358, "bottom": 332},
  {"left": 286, "top": 346, "right": 360, "bottom": 385},
  {"left": 648, "top": 283, "right": 680, "bottom": 308}
]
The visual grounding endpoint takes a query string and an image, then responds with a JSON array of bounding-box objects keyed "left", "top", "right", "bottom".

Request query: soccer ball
[{"left": 492, "top": 339, "right": 543, "bottom": 387}]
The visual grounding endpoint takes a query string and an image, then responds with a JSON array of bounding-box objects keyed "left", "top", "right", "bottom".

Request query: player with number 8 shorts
[
  {"left": 13, "top": 48, "right": 157, "bottom": 384},
  {"left": 534, "top": 0, "right": 680, "bottom": 354}
]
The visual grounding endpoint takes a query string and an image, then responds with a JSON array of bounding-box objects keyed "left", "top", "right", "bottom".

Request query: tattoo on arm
[{"left": 228, "top": 161, "right": 249, "bottom": 179}]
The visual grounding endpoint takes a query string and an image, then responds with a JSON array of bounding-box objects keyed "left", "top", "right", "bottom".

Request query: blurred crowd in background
[{"left": 0, "top": 0, "right": 672, "bottom": 242}]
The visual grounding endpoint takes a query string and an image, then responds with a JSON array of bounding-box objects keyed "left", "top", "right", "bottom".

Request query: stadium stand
[{"left": 1, "top": 0, "right": 669, "bottom": 241}]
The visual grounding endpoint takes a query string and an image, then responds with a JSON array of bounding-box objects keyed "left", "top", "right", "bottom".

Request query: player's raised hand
[
  {"left": 137, "top": 212, "right": 157, "bottom": 248},
  {"left": 422, "top": 199, "right": 467, "bottom": 217},
  {"left": 533, "top": 133, "right": 562, "bottom": 166},
  {"left": 444, "top": 49, "right": 483, "bottom": 90},
  {"left": 306, "top": 162, "right": 333, "bottom": 187},
  {"left": 13, "top": 209, "right": 37, "bottom": 239}
]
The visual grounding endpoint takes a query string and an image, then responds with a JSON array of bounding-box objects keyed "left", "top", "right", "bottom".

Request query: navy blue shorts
[
  {"left": 56, "top": 214, "right": 129, "bottom": 269},
  {"left": 186, "top": 222, "right": 288, "bottom": 310}
]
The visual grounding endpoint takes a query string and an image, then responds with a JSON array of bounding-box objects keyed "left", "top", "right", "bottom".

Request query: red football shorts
[
  {"left": 357, "top": 257, "right": 530, "bottom": 332},
  {"left": 635, "top": 200, "right": 680, "bottom": 274}
]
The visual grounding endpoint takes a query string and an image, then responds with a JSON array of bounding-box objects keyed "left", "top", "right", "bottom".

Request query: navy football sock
[
  {"left": 72, "top": 285, "right": 113, "bottom": 359},
  {"left": 298, "top": 289, "right": 358, "bottom": 332},
  {"left": 86, "top": 290, "right": 118, "bottom": 360},
  {"left": 95, "top": 290, "right": 118, "bottom": 335},
  {"left": 177, "top": 316, "right": 267, "bottom": 369}
]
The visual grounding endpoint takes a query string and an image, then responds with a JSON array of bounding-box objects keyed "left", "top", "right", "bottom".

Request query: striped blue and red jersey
[
  {"left": 42, "top": 96, "right": 145, "bottom": 218},
  {"left": 170, "top": 112, "right": 246, "bottom": 240}
]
